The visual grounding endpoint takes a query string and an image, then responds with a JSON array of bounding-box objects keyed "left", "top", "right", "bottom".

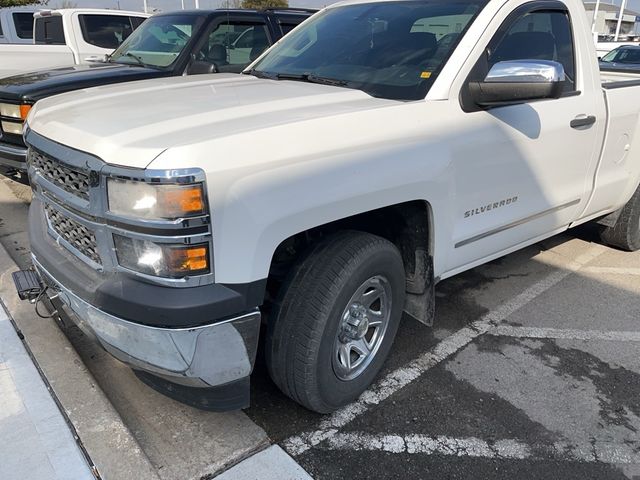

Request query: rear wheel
[
  {"left": 266, "top": 231, "right": 405, "bottom": 413},
  {"left": 600, "top": 184, "right": 640, "bottom": 252}
]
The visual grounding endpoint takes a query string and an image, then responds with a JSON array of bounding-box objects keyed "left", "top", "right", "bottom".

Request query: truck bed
[
  {"left": 0, "top": 44, "right": 75, "bottom": 78},
  {"left": 600, "top": 69, "right": 640, "bottom": 89}
]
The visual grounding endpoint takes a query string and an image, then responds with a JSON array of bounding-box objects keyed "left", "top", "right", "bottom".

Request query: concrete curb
[{"left": 0, "top": 241, "right": 161, "bottom": 480}]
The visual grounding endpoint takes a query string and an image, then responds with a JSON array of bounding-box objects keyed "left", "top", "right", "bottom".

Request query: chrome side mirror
[{"left": 470, "top": 60, "right": 565, "bottom": 107}]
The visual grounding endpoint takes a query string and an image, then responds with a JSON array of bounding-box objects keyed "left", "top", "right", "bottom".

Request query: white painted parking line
[
  {"left": 490, "top": 326, "right": 640, "bottom": 342},
  {"left": 283, "top": 247, "right": 606, "bottom": 456},
  {"left": 214, "top": 445, "right": 313, "bottom": 480},
  {"left": 582, "top": 266, "right": 640, "bottom": 276},
  {"left": 318, "top": 432, "right": 640, "bottom": 464}
]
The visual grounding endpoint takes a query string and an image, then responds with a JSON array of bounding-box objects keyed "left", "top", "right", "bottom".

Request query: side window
[
  {"left": 279, "top": 23, "right": 298, "bottom": 35},
  {"left": 79, "top": 15, "right": 136, "bottom": 49},
  {"left": 275, "top": 15, "right": 308, "bottom": 36},
  {"left": 195, "top": 21, "right": 270, "bottom": 74},
  {"left": 34, "top": 16, "right": 65, "bottom": 45},
  {"left": 13, "top": 12, "right": 35, "bottom": 39},
  {"left": 489, "top": 10, "right": 576, "bottom": 92},
  {"left": 130, "top": 16, "right": 146, "bottom": 29}
]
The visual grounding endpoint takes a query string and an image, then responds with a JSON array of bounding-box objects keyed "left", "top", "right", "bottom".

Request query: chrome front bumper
[{"left": 33, "top": 256, "right": 262, "bottom": 389}]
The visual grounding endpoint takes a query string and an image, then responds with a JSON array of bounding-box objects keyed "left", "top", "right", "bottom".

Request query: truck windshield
[
  {"left": 250, "top": 0, "right": 486, "bottom": 100},
  {"left": 110, "top": 15, "right": 204, "bottom": 68}
]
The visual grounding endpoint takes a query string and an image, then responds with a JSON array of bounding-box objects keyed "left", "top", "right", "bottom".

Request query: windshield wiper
[
  {"left": 244, "top": 69, "right": 352, "bottom": 88},
  {"left": 306, "top": 74, "right": 351, "bottom": 87},
  {"left": 122, "top": 52, "right": 147, "bottom": 67},
  {"left": 243, "top": 68, "right": 277, "bottom": 79},
  {"left": 275, "top": 72, "right": 351, "bottom": 87}
]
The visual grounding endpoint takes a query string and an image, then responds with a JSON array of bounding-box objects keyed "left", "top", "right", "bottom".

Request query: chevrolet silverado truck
[
  {"left": 0, "top": 8, "right": 314, "bottom": 184},
  {"left": 0, "top": 9, "right": 149, "bottom": 79},
  {"left": 15, "top": 0, "right": 640, "bottom": 413}
]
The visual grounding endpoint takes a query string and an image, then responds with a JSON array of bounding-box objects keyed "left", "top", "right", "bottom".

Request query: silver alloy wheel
[{"left": 332, "top": 275, "right": 392, "bottom": 381}]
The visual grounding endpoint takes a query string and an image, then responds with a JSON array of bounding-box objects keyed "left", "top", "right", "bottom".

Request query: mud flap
[{"left": 403, "top": 249, "right": 435, "bottom": 326}]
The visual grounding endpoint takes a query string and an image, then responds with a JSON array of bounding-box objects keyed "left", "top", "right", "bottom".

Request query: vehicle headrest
[{"left": 208, "top": 43, "right": 227, "bottom": 63}]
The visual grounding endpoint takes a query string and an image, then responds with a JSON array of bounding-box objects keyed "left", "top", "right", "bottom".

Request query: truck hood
[
  {"left": 28, "top": 74, "right": 395, "bottom": 169},
  {"left": 0, "top": 63, "right": 167, "bottom": 103}
]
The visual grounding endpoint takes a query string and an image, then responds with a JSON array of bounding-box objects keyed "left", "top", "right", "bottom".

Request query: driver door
[{"left": 445, "top": 3, "right": 603, "bottom": 272}]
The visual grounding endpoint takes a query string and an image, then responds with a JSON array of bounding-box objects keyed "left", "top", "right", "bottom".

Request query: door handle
[{"left": 570, "top": 115, "right": 596, "bottom": 129}]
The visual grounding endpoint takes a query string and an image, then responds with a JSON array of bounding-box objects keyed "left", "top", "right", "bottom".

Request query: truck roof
[
  {"left": 153, "top": 7, "right": 317, "bottom": 17},
  {"left": 33, "top": 8, "right": 149, "bottom": 18}
]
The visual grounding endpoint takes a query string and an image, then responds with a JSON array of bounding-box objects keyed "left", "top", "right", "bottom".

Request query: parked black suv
[{"left": 0, "top": 8, "right": 314, "bottom": 183}]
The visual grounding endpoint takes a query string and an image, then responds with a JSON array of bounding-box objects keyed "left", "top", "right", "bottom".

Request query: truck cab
[{"left": 0, "top": 9, "right": 150, "bottom": 79}]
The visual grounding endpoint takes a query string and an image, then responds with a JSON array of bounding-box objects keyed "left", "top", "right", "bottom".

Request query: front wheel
[{"left": 266, "top": 231, "right": 406, "bottom": 413}]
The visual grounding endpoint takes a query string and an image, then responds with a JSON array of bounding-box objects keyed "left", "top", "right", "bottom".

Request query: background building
[{"left": 584, "top": 1, "right": 640, "bottom": 37}]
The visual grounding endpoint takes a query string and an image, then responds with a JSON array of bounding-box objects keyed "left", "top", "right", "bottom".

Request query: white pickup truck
[
  {"left": 18, "top": 0, "right": 640, "bottom": 413},
  {"left": 0, "top": 7, "right": 38, "bottom": 44},
  {"left": 0, "top": 9, "right": 148, "bottom": 78}
]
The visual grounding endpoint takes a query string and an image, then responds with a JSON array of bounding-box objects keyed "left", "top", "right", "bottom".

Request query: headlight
[
  {"left": 113, "top": 235, "right": 209, "bottom": 277},
  {"left": 0, "top": 103, "right": 31, "bottom": 136},
  {"left": 0, "top": 103, "right": 31, "bottom": 119},
  {"left": 107, "top": 178, "right": 206, "bottom": 220},
  {"left": 1, "top": 121, "right": 23, "bottom": 135}
]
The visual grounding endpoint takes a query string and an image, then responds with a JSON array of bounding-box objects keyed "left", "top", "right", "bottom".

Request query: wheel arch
[{"left": 264, "top": 199, "right": 435, "bottom": 324}]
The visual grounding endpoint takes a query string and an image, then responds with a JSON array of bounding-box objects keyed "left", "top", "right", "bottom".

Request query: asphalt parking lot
[{"left": 1, "top": 176, "right": 639, "bottom": 479}]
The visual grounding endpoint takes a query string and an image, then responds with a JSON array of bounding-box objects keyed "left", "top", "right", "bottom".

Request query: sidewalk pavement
[{"left": 0, "top": 301, "right": 94, "bottom": 480}]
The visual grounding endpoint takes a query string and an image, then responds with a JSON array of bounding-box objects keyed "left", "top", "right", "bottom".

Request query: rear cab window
[{"left": 34, "top": 15, "right": 65, "bottom": 45}]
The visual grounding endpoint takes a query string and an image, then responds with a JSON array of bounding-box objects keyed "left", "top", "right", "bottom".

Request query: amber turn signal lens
[
  {"left": 20, "top": 104, "right": 32, "bottom": 120},
  {"left": 160, "top": 185, "right": 204, "bottom": 216},
  {"left": 167, "top": 245, "right": 209, "bottom": 273}
]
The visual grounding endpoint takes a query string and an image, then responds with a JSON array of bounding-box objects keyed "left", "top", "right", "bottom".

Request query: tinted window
[
  {"left": 131, "top": 16, "right": 145, "bottom": 29},
  {"left": 279, "top": 23, "right": 298, "bottom": 35},
  {"left": 13, "top": 12, "right": 34, "bottom": 39},
  {"left": 275, "top": 14, "right": 309, "bottom": 36},
  {"left": 34, "top": 16, "right": 65, "bottom": 45},
  {"left": 252, "top": 0, "right": 485, "bottom": 101},
  {"left": 79, "top": 14, "right": 141, "bottom": 49},
  {"left": 109, "top": 15, "right": 203, "bottom": 68},
  {"left": 602, "top": 47, "right": 640, "bottom": 64},
  {"left": 195, "top": 21, "right": 270, "bottom": 73},
  {"left": 489, "top": 10, "right": 576, "bottom": 91}
]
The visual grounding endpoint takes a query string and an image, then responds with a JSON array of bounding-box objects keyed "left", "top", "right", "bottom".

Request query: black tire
[
  {"left": 600, "top": 184, "right": 640, "bottom": 252},
  {"left": 266, "top": 231, "right": 406, "bottom": 413}
]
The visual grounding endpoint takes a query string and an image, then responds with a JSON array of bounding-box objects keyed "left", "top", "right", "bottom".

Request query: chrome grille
[
  {"left": 30, "top": 150, "right": 90, "bottom": 200},
  {"left": 45, "top": 204, "right": 101, "bottom": 265}
]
